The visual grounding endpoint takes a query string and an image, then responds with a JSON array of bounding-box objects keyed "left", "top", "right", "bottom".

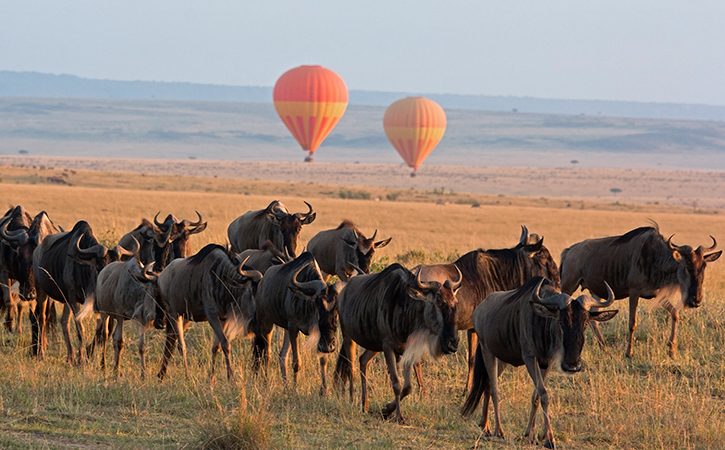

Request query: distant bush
[
  {"left": 610, "top": 187, "right": 622, "bottom": 194},
  {"left": 385, "top": 192, "right": 401, "bottom": 201},
  {"left": 338, "top": 190, "right": 371, "bottom": 200}
]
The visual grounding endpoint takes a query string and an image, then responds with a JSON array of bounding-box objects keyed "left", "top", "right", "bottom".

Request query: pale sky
[{"left": 2, "top": 1, "right": 724, "bottom": 105}]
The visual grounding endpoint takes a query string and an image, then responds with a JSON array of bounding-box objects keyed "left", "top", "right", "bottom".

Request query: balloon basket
[
  {"left": 410, "top": 171, "right": 417, "bottom": 178},
  {"left": 304, "top": 155, "right": 314, "bottom": 163}
]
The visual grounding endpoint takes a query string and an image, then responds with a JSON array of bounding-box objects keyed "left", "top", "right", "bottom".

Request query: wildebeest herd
[{"left": 0, "top": 200, "right": 720, "bottom": 449}]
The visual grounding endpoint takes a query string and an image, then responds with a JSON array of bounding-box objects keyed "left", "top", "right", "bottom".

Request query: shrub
[{"left": 338, "top": 190, "right": 371, "bottom": 200}]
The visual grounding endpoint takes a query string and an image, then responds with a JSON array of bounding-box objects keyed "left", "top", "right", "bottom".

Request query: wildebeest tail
[
  {"left": 333, "top": 339, "right": 354, "bottom": 387},
  {"left": 461, "top": 344, "right": 488, "bottom": 417},
  {"left": 251, "top": 331, "right": 267, "bottom": 372}
]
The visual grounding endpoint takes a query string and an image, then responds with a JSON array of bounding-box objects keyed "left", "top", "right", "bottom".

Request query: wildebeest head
[
  {"left": 666, "top": 235, "right": 721, "bottom": 308},
  {"left": 341, "top": 225, "right": 392, "bottom": 273},
  {"left": 531, "top": 278, "right": 618, "bottom": 373},
  {"left": 410, "top": 266, "right": 463, "bottom": 355},
  {"left": 0, "top": 207, "right": 36, "bottom": 300},
  {"left": 153, "top": 211, "right": 207, "bottom": 265},
  {"left": 170, "top": 211, "right": 207, "bottom": 258},
  {"left": 517, "top": 225, "right": 560, "bottom": 288},
  {"left": 267, "top": 201, "right": 316, "bottom": 258},
  {"left": 288, "top": 259, "right": 337, "bottom": 353},
  {"left": 229, "top": 255, "right": 264, "bottom": 323}
]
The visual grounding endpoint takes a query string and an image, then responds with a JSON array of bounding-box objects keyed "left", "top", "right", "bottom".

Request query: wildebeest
[
  {"left": 31, "top": 220, "right": 137, "bottom": 361},
  {"left": 237, "top": 240, "right": 289, "bottom": 273},
  {"left": 560, "top": 224, "right": 721, "bottom": 358},
  {"left": 333, "top": 263, "right": 462, "bottom": 422},
  {"left": 90, "top": 253, "right": 159, "bottom": 378},
  {"left": 227, "top": 200, "right": 316, "bottom": 258},
  {"left": 461, "top": 277, "right": 617, "bottom": 449},
  {"left": 156, "top": 244, "right": 262, "bottom": 381},
  {"left": 307, "top": 220, "right": 392, "bottom": 280},
  {"left": 252, "top": 252, "right": 340, "bottom": 394},
  {"left": 0, "top": 206, "right": 61, "bottom": 332},
  {"left": 415, "top": 226, "right": 559, "bottom": 391}
]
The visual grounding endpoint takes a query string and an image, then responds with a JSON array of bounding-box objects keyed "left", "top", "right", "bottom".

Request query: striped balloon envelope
[
  {"left": 273, "top": 65, "right": 348, "bottom": 162},
  {"left": 383, "top": 97, "right": 447, "bottom": 176}
]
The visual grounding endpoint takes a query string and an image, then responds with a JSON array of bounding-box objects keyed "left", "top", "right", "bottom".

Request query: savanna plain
[{"left": 0, "top": 164, "right": 723, "bottom": 449}]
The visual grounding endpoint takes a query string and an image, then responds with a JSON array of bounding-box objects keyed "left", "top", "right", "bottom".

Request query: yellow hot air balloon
[
  {"left": 383, "top": 97, "right": 447, "bottom": 176},
  {"left": 273, "top": 65, "right": 348, "bottom": 162}
]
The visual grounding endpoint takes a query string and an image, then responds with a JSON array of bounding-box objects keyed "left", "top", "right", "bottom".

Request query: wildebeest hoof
[{"left": 544, "top": 438, "right": 556, "bottom": 449}]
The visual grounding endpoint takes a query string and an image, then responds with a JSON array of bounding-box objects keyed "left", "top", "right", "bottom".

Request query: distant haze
[
  {"left": 2, "top": 1, "right": 724, "bottom": 105},
  {"left": 3, "top": 71, "right": 725, "bottom": 122}
]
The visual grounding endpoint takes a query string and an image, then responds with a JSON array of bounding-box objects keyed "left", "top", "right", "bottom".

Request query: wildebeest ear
[
  {"left": 301, "top": 212, "right": 316, "bottom": 225},
  {"left": 530, "top": 302, "right": 559, "bottom": 319},
  {"left": 704, "top": 251, "right": 722, "bottom": 262},
  {"left": 407, "top": 286, "right": 428, "bottom": 302},
  {"left": 590, "top": 309, "right": 618, "bottom": 322},
  {"left": 374, "top": 237, "right": 392, "bottom": 249},
  {"left": 672, "top": 250, "right": 683, "bottom": 262}
]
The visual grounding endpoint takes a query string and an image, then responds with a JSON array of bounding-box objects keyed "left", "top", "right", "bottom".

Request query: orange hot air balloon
[
  {"left": 273, "top": 65, "right": 348, "bottom": 162},
  {"left": 383, "top": 97, "right": 447, "bottom": 176}
]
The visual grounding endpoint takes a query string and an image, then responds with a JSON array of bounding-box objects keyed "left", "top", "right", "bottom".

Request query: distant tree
[{"left": 610, "top": 187, "right": 622, "bottom": 194}]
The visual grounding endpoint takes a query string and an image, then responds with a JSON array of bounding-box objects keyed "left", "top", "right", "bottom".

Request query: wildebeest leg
[
  {"left": 112, "top": 315, "right": 124, "bottom": 377},
  {"left": 625, "top": 295, "right": 640, "bottom": 358},
  {"left": 524, "top": 357, "right": 554, "bottom": 449},
  {"left": 465, "top": 329, "right": 478, "bottom": 393},
  {"left": 16, "top": 300, "right": 26, "bottom": 335},
  {"left": 482, "top": 351, "right": 504, "bottom": 439},
  {"left": 382, "top": 349, "right": 405, "bottom": 423},
  {"left": 210, "top": 335, "right": 220, "bottom": 381},
  {"left": 667, "top": 307, "right": 679, "bottom": 358},
  {"left": 413, "top": 363, "right": 424, "bottom": 396},
  {"left": 98, "top": 314, "right": 110, "bottom": 370},
  {"left": 524, "top": 367, "right": 549, "bottom": 444},
  {"left": 31, "top": 294, "right": 48, "bottom": 358},
  {"left": 207, "top": 312, "right": 233, "bottom": 381},
  {"left": 68, "top": 302, "right": 86, "bottom": 365},
  {"left": 384, "top": 358, "right": 414, "bottom": 417},
  {"left": 359, "top": 349, "right": 376, "bottom": 413},
  {"left": 278, "top": 330, "right": 291, "bottom": 385},
  {"left": 319, "top": 354, "right": 328, "bottom": 396},
  {"left": 288, "top": 329, "right": 301, "bottom": 387},
  {"left": 176, "top": 317, "right": 189, "bottom": 375},
  {"left": 60, "top": 303, "right": 74, "bottom": 364},
  {"left": 157, "top": 317, "right": 179, "bottom": 380},
  {"left": 0, "top": 273, "right": 13, "bottom": 332},
  {"left": 137, "top": 321, "right": 149, "bottom": 380}
]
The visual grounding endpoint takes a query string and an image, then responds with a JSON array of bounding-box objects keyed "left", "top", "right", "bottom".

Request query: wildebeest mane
[
  {"left": 455, "top": 248, "right": 533, "bottom": 302},
  {"left": 611, "top": 226, "right": 658, "bottom": 246},
  {"left": 336, "top": 219, "right": 356, "bottom": 230},
  {"left": 187, "top": 243, "right": 226, "bottom": 266}
]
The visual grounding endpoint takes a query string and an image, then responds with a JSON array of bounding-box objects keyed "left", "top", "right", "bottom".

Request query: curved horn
[
  {"left": 296, "top": 201, "right": 316, "bottom": 224},
  {"left": 292, "top": 262, "right": 326, "bottom": 295},
  {"left": 140, "top": 260, "right": 158, "bottom": 282},
  {"left": 533, "top": 277, "right": 546, "bottom": 303},
  {"left": 189, "top": 210, "right": 204, "bottom": 227},
  {"left": 115, "top": 236, "right": 139, "bottom": 258},
  {"left": 237, "top": 255, "right": 263, "bottom": 283},
  {"left": 705, "top": 235, "right": 717, "bottom": 251},
  {"left": 0, "top": 215, "right": 29, "bottom": 245},
  {"left": 74, "top": 235, "right": 106, "bottom": 260},
  {"left": 580, "top": 281, "right": 616, "bottom": 311},
  {"left": 519, "top": 225, "right": 529, "bottom": 246},
  {"left": 415, "top": 267, "right": 437, "bottom": 291},
  {"left": 153, "top": 211, "right": 164, "bottom": 228},
  {"left": 666, "top": 234, "right": 681, "bottom": 251},
  {"left": 450, "top": 265, "right": 463, "bottom": 290},
  {"left": 533, "top": 278, "right": 573, "bottom": 309},
  {"left": 369, "top": 229, "right": 378, "bottom": 241}
]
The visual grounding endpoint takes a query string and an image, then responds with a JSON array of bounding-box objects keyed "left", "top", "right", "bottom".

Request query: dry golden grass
[{"left": 0, "top": 174, "right": 723, "bottom": 449}]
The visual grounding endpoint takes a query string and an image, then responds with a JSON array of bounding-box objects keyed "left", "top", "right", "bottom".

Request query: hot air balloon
[
  {"left": 383, "top": 97, "right": 447, "bottom": 176},
  {"left": 273, "top": 65, "right": 348, "bottom": 162}
]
